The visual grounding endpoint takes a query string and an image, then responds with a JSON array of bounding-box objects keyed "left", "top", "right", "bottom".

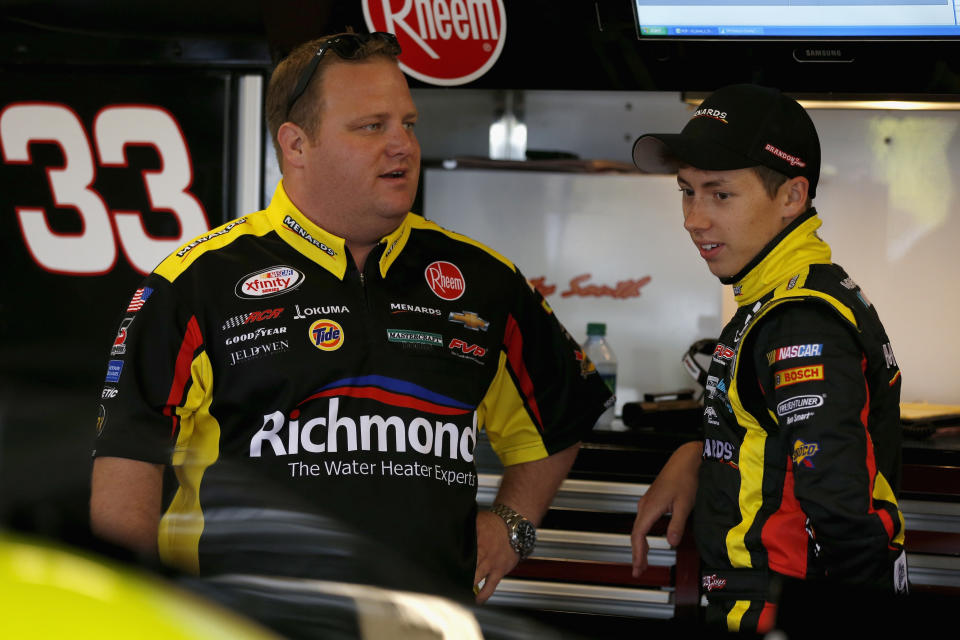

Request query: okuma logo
[{"left": 363, "top": 0, "right": 507, "bottom": 86}]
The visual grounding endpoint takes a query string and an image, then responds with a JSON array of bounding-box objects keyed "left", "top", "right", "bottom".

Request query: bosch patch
[{"left": 774, "top": 364, "right": 824, "bottom": 389}]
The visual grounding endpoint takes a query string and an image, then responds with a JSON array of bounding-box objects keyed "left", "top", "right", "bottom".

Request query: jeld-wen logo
[{"left": 363, "top": 0, "right": 507, "bottom": 86}]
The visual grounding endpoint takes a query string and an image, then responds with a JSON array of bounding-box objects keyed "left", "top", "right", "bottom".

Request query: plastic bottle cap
[{"left": 586, "top": 323, "right": 606, "bottom": 336}]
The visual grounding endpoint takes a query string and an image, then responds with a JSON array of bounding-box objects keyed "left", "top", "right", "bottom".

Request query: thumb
[{"left": 665, "top": 501, "right": 692, "bottom": 547}]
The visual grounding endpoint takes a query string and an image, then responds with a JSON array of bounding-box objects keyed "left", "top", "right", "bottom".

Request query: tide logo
[
  {"left": 309, "top": 319, "right": 344, "bottom": 351},
  {"left": 425, "top": 260, "right": 465, "bottom": 300},
  {"left": 363, "top": 0, "right": 507, "bottom": 86},
  {"left": 774, "top": 364, "right": 824, "bottom": 389}
]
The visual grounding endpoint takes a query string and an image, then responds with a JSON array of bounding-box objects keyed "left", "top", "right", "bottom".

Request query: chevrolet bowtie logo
[{"left": 448, "top": 311, "right": 489, "bottom": 331}]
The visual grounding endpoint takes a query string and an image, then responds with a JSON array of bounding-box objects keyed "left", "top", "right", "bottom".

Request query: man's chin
[
  {"left": 705, "top": 262, "right": 729, "bottom": 280},
  {"left": 381, "top": 196, "right": 418, "bottom": 218}
]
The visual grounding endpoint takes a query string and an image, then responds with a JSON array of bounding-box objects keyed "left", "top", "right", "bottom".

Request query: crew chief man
[
  {"left": 89, "top": 32, "right": 612, "bottom": 604},
  {"left": 629, "top": 84, "right": 906, "bottom": 633}
]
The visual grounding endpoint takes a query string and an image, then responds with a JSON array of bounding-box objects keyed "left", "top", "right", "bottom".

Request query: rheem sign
[{"left": 363, "top": 0, "right": 506, "bottom": 86}]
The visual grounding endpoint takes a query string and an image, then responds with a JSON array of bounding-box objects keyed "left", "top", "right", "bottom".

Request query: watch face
[{"left": 514, "top": 520, "right": 537, "bottom": 556}]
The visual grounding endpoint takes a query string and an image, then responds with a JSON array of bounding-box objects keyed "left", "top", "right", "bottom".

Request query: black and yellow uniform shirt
[
  {"left": 695, "top": 209, "right": 906, "bottom": 632},
  {"left": 94, "top": 182, "right": 612, "bottom": 592}
]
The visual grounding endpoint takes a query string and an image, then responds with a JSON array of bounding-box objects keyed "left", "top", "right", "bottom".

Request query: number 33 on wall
[{"left": 1, "top": 102, "right": 210, "bottom": 275}]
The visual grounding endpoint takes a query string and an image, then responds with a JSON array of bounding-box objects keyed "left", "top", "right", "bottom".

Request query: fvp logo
[
  {"left": 309, "top": 319, "right": 344, "bottom": 351},
  {"left": 363, "top": 0, "right": 507, "bottom": 86}
]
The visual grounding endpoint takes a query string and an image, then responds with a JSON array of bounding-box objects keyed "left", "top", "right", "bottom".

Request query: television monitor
[
  {"left": 627, "top": 1, "right": 960, "bottom": 95},
  {"left": 633, "top": 1, "right": 960, "bottom": 39}
]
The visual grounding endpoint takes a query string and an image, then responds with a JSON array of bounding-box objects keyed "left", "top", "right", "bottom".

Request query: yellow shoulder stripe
[
  {"left": 768, "top": 287, "right": 858, "bottom": 329},
  {"left": 409, "top": 216, "right": 516, "bottom": 272},
  {"left": 155, "top": 213, "right": 274, "bottom": 283}
]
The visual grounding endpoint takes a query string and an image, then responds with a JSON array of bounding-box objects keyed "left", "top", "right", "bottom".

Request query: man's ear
[
  {"left": 781, "top": 176, "right": 810, "bottom": 222},
  {"left": 277, "top": 122, "right": 309, "bottom": 170}
]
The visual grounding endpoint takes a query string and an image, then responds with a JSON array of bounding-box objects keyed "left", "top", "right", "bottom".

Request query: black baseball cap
[{"left": 632, "top": 84, "right": 821, "bottom": 197}]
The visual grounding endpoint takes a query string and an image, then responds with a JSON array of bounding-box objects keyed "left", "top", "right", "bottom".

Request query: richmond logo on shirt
[{"left": 249, "top": 375, "right": 478, "bottom": 462}]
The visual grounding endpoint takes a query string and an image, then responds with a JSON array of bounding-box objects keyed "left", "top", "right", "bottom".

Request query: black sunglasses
[{"left": 285, "top": 32, "right": 402, "bottom": 118}]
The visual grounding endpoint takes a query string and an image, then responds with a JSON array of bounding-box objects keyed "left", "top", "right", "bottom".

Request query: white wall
[
  {"left": 424, "top": 169, "right": 723, "bottom": 409},
  {"left": 413, "top": 90, "right": 960, "bottom": 405}
]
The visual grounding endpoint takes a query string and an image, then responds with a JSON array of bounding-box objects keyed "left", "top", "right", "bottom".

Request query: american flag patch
[{"left": 126, "top": 287, "right": 154, "bottom": 312}]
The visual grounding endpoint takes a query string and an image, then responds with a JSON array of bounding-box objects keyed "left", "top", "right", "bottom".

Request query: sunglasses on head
[{"left": 285, "top": 32, "right": 402, "bottom": 118}]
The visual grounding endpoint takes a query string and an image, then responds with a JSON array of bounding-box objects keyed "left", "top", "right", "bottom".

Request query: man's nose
[
  {"left": 683, "top": 199, "right": 710, "bottom": 232},
  {"left": 386, "top": 124, "right": 416, "bottom": 156}
]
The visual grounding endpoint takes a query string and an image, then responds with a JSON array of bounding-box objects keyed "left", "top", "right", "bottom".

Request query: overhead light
[
  {"left": 794, "top": 100, "right": 960, "bottom": 111},
  {"left": 682, "top": 93, "right": 960, "bottom": 110}
]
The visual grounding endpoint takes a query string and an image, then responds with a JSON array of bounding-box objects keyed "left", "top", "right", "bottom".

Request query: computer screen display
[{"left": 633, "top": 1, "right": 960, "bottom": 37}]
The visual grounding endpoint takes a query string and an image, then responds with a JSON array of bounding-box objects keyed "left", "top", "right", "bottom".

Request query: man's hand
[
  {"left": 630, "top": 440, "right": 702, "bottom": 577},
  {"left": 474, "top": 509, "right": 520, "bottom": 604},
  {"left": 472, "top": 442, "right": 580, "bottom": 603}
]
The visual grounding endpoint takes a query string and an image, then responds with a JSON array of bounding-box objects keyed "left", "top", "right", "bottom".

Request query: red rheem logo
[
  {"left": 363, "top": 0, "right": 507, "bottom": 86},
  {"left": 425, "top": 260, "right": 465, "bottom": 300}
]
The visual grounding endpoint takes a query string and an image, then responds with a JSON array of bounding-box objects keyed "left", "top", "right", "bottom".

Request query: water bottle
[{"left": 583, "top": 322, "right": 617, "bottom": 428}]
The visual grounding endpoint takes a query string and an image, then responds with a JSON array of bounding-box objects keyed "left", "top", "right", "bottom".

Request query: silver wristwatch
[{"left": 490, "top": 503, "right": 536, "bottom": 560}]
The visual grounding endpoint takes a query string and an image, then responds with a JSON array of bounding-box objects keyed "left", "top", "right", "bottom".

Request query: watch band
[{"left": 490, "top": 502, "right": 536, "bottom": 559}]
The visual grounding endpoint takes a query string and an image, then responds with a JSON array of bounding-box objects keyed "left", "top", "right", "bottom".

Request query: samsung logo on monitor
[{"left": 794, "top": 47, "right": 854, "bottom": 63}]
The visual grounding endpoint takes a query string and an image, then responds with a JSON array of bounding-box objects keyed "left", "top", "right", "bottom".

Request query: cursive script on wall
[{"left": 528, "top": 273, "right": 651, "bottom": 299}]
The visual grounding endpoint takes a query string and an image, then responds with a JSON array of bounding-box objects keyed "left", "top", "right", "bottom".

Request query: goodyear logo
[
  {"left": 310, "top": 319, "right": 344, "bottom": 351},
  {"left": 793, "top": 439, "right": 819, "bottom": 468},
  {"left": 774, "top": 364, "right": 824, "bottom": 389}
]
